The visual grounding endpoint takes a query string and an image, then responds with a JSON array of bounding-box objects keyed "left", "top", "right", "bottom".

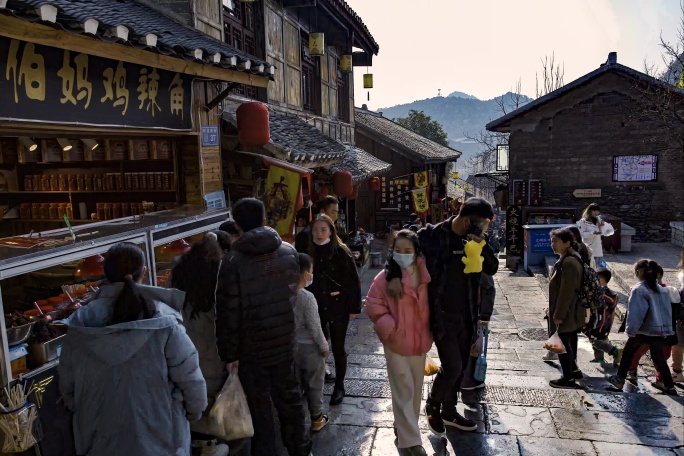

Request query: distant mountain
[
  {"left": 448, "top": 91, "right": 478, "bottom": 100},
  {"left": 380, "top": 92, "right": 533, "bottom": 174}
]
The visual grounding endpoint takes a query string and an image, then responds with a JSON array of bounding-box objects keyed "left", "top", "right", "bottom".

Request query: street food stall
[{"left": 0, "top": 206, "right": 227, "bottom": 456}]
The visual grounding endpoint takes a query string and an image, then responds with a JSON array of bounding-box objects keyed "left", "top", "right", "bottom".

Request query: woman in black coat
[{"left": 308, "top": 213, "right": 361, "bottom": 406}]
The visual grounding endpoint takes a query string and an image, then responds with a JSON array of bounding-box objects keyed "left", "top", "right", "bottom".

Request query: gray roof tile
[
  {"left": 3, "top": 0, "right": 273, "bottom": 77},
  {"left": 329, "top": 146, "right": 391, "bottom": 183},
  {"left": 355, "top": 108, "right": 462, "bottom": 163}
]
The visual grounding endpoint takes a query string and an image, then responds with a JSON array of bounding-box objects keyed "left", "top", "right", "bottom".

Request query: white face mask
[
  {"left": 305, "top": 278, "right": 313, "bottom": 287},
  {"left": 394, "top": 253, "right": 415, "bottom": 269},
  {"left": 313, "top": 237, "right": 331, "bottom": 246}
]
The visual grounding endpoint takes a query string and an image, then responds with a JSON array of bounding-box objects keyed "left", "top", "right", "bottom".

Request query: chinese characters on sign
[
  {"left": 0, "top": 37, "right": 192, "bottom": 130},
  {"left": 613, "top": 155, "right": 658, "bottom": 182},
  {"left": 506, "top": 205, "right": 524, "bottom": 256},
  {"left": 381, "top": 176, "right": 412, "bottom": 211},
  {"left": 511, "top": 179, "right": 527, "bottom": 206},
  {"left": 528, "top": 179, "right": 543, "bottom": 206}
]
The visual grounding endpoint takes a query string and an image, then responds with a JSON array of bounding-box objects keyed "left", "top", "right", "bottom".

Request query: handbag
[
  {"left": 207, "top": 362, "right": 254, "bottom": 441},
  {"left": 473, "top": 325, "right": 488, "bottom": 383}
]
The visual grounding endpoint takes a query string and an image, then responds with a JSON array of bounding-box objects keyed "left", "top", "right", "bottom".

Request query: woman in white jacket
[{"left": 577, "top": 203, "right": 614, "bottom": 269}]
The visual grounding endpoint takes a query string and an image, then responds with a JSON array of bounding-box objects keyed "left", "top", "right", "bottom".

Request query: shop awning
[
  {"left": 222, "top": 109, "right": 348, "bottom": 168},
  {"left": 328, "top": 146, "right": 391, "bottom": 183},
  {"left": 0, "top": 0, "right": 273, "bottom": 86},
  {"left": 235, "top": 150, "right": 311, "bottom": 175}
]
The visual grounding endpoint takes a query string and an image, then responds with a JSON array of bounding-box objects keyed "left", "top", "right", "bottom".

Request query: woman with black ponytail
[
  {"left": 607, "top": 259, "right": 677, "bottom": 395},
  {"left": 547, "top": 227, "right": 586, "bottom": 389},
  {"left": 58, "top": 242, "right": 207, "bottom": 455}
]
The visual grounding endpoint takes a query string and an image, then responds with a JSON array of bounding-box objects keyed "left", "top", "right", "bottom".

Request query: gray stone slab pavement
[
  {"left": 604, "top": 242, "right": 683, "bottom": 292},
  {"left": 261, "top": 264, "right": 684, "bottom": 456}
]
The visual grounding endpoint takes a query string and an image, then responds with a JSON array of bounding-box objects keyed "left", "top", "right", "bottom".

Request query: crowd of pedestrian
[
  {"left": 546, "top": 204, "right": 683, "bottom": 395},
  {"left": 49, "top": 197, "right": 683, "bottom": 456}
]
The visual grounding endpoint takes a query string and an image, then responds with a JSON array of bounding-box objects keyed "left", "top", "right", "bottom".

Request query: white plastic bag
[
  {"left": 543, "top": 330, "right": 567, "bottom": 354},
  {"left": 207, "top": 362, "right": 254, "bottom": 441}
]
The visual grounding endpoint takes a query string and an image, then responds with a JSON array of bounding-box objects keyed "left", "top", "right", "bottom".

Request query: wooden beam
[
  {"left": 0, "top": 14, "right": 270, "bottom": 87},
  {"left": 352, "top": 51, "right": 372, "bottom": 67},
  {"left": 282, "top": 0, "right": 317, "bottom": 7}
]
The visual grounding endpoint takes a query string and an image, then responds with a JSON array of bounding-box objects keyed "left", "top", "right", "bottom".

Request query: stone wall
[{"left": 508, "top": 77, "right": 684, "bottom": 243}]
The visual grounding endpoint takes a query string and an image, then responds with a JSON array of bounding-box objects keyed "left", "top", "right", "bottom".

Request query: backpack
[{"left": 575, "top": 256, "right": 603, "bottom": 311}]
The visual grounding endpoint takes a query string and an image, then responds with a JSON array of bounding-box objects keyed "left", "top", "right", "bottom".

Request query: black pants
[
  {"left": 618, "top": 335, "right": 674, "bottom": 388},
  {"left": 238, "top": 358, "right": 312, "bottom": 456},
  {"left": 429, "top": 315, "right": 472, "bottom": 415},
  {"left": 557, "top": 331, "right": 579, "bottom": 380},
  {"left": 321, "top": 317, "right": 349, "bottom": 389}
]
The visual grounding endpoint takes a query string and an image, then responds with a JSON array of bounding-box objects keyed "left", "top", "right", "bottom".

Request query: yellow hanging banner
[
  {"left": 413, "top": 171, "right": 429, "bottom": 188},
  {"left": 412, "top": 188, "right": 430, "bottom": 213},
  {"left": 264, "top": 164, "right": 301, "bottom": 239}
]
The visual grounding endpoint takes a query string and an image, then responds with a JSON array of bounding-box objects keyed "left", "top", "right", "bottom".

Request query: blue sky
[{"left": 346, "top": 0, "right": 682, "bottom": 109}]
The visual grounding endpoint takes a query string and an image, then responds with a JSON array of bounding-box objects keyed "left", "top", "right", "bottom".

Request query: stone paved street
[{"left": 295, "top": 263, "right": 684, "bottom": 456}]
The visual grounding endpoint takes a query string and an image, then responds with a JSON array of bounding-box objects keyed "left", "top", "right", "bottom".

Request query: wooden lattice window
[
  {"left": 223, "top": 1, "right": 262, "bottom": 100},
  {"left": 337, "top": 66, "right": 349, "bottom": 122}
]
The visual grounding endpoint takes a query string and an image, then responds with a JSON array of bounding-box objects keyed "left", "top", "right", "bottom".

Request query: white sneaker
[
  {"left": 194, "top": 440, "right": 229, "bottom": 456},
  {"left": 542, "top": 351, "right": 558, "bottom": 361},
  {"left": 673, "top": 371, "right": 684, "bottom": 383}
]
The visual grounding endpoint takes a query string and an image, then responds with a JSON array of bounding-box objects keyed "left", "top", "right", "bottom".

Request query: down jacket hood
[
  {"left": 233, "top": 226, "right": 282, "bottom": 256},
  {"left": 58, "top": 283, "right": 206, "bottom": 456}
]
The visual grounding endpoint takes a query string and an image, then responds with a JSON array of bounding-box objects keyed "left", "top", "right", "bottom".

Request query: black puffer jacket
[
  {"left": 309, "top": 243, "right": 361, "bottom": 322},
  {"left": 216, "top": 227, "right": 299, "bottom": 365},
  {"left": 386, "top": 216, "right": 499, "bottom": 340}
]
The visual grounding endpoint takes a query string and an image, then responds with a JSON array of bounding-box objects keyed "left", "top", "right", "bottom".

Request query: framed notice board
[{"left": 381, "top": 176, "right": 412, "bottom": 211}]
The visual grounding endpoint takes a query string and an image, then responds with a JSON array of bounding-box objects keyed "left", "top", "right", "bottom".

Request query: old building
[
  {"left": 355, "top": 107, "right": 462, "bottom": 233},
  {"left": 487, "top": 53, "right": 684, "bottom": 247}
]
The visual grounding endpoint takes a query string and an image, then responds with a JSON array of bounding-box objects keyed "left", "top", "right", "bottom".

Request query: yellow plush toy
[{"left": 462, "top": 239, "right": 486, "bottom": 273}]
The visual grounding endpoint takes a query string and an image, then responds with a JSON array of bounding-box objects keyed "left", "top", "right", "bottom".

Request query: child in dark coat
[{"left": 586, "top": 268, "right": 622, "bottom": 365}]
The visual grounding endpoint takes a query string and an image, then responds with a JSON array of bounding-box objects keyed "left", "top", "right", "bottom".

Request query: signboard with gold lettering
[{"left": 0, "top": 37, "right": 192, "bottom": 130}]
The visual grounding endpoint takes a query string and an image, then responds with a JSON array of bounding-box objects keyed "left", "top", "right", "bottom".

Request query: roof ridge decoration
[
  {"left": 1, "top": 0, "right": 275, "bottom": 78},
  {"left": 354, "top": 108, "right": 462, "bottom": 164}
]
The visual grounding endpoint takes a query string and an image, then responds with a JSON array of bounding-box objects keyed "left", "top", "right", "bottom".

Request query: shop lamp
[
  {"left": 18, "top": 137, "right": 38, "bottom": 151},
  {"left": 82, "top": 139, "right": 100, "bottom": 151},
  {"left": 339, "top": 55, "right": 352, "bottom": 73},
  {"left": 57, "top": 138, "right": 72, "bottom": 151},
  {"left": 309, "top": 33, "right": 325, "bottom": 56}
]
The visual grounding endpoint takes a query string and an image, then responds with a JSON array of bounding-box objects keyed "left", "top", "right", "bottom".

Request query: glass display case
[{"left": 0, "top": 206, "right": 228, "bottom": 456}]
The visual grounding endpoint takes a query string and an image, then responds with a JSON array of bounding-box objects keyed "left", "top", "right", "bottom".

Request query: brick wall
[{"left": 508, "top": 77, "right": 684, "bottom": 242}]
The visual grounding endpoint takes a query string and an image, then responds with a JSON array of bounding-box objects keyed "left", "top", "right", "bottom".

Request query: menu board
[{"left": 381, "top": 176, "right": 412, "bottom": 211}]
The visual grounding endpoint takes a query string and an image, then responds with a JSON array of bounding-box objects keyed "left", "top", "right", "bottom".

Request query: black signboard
[
  {"left": 381, "top": 176, "right": 412, "bottom": 211},
  {"left": 0, "top": 37, "right": 192, "bottom": 130},
  {"left": 506, "top": 205, "right": 524, "bottom": 256},
  {"left": 512, "top": 179, "right": 527, "bottom": 205},
  {"left": 528, "top": 179, "right": 543, "bottom": 206}
]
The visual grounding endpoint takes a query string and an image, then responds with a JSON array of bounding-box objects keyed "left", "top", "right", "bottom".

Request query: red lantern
[
  {"left": 333, "top": 171, "right": 353, "bottom": 198},
  {"left": 237, "top": 102, "right": 270, "bottom": 146},
  {"left": 348, "top": 184, "right": 359, "bottom": 200},
  {"left": 369, "top": 176, "right": 381, "bottom": 192}
]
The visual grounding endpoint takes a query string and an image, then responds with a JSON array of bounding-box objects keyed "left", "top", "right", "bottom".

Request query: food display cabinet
[{"left": 0, "top": 206, "right": 228, "bottom": 456}]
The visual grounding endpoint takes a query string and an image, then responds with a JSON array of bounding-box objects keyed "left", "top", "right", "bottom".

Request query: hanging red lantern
[
  {"left": 236, "top": 102, "right": 270, "bottom": 146},
  {"left": 333, "top": 171, "right": 353, "bottom": 198},
  {"left": 348, "top": 184, "right": 359, "bottom": 200},
  {"left": 369, "top": 176, "right": 381, "bottom": 192}
]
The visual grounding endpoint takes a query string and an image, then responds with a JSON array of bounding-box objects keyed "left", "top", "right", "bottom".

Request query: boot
[
  {"left": 329, "top": 385, "right": 345, "bottom": 406},
  {"left": 192, "top": 439, "right": 229, "bottom": 456}
]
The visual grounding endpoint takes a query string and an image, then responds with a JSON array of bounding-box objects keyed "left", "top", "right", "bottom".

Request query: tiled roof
[
  {"left": 2, "top": 0, "right": 274, "bottom": 78},
  {"left": 222, "top": 106, "right": 347, "bottom": 167},
  {"left": 329, "top": 146, "right": 391, "bottom": 183},
  {"left": 327, "top": 0, "right": 379, "bottom": 54},
  {"left": 355, "top": 109, "right": 462, "bottom": 164},
  {"left": 487, "top": 55, "right": 684, "bottom": 132}
]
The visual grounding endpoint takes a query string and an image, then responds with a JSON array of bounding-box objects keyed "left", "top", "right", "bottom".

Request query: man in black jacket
[
  {"left": 216, "top": 198, "right": 311, "bottom": 456},
  {"left": 386, "top": 198, "right": 498, "bottom": 435}
]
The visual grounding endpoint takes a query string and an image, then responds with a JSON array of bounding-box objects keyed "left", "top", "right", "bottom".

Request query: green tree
[{"left": 393, "top": 110, "right": 449, "bottom": 146}]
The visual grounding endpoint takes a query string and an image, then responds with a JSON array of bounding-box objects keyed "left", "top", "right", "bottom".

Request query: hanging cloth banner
[
  {"left": 264, "top": 163, "right": 302, "bottom": 240},
  {"left": 412, "top": 188, "right": 430, "bottom": 213},
  {"left": 413, "top": 171, "right": 429, "bottom": 189}
]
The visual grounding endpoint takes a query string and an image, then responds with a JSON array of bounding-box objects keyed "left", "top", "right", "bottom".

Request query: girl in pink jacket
[{"left": 366, "top": 229, "right": 432, "bottom": 456}]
